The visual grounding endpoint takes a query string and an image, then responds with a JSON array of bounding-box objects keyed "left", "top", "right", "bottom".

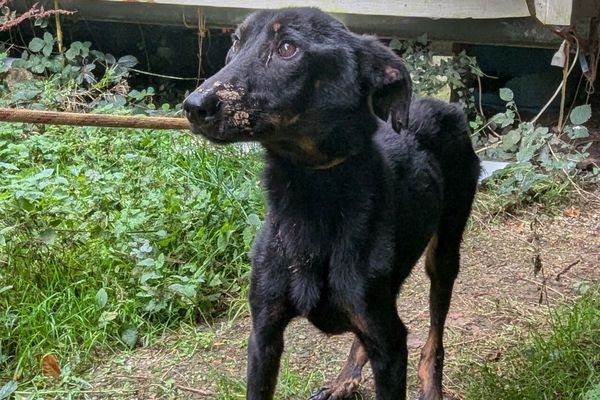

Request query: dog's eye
[
  {"left": 277, "top": 42, "right": 297, "bottom": 58},
  {"left": 230, "top": 34, "right": 241, "bottom": 51}
]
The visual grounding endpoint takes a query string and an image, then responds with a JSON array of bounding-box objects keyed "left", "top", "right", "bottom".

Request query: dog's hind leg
[
  {"left": 309, "top": 337, "right": 368, "bottom": 400},
  {"left": 418, "top": 182, "right": 476, "bottom": 399},
  {"left": 417, "top": 234, "right": 458, "bottom": 400}
]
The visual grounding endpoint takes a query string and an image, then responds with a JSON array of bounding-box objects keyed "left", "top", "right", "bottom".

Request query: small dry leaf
[
  {"left": 41, "top": 354, "right": 61, "bottom": 379},
  {"left": 563, "top": 207, "right": 581, "bottom": 218},
  {"left": 512, "top": 222, "right": 525, "bottom": 231}
]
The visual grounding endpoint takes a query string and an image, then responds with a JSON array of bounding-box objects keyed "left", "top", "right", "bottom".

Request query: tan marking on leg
[
  {"left": 349, "top": 313, "right": 369, "bottom": 334},
  {"left": 425, "top": 234, "right": 438, "bottom": 275},
  {"left": 313, "top": 338, "right": 367, "bottom": 399},
  {"left": 418, "top": 330, "right": 440, "bottom": 397}
]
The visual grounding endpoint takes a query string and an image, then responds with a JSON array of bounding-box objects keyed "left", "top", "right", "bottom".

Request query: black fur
[{"left": 183, "top": 8, "right": 480, "bottom": 400}]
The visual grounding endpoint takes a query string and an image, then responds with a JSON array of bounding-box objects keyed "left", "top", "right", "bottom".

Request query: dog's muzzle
[{"left": 183, "top": 89, "right": 221, "bottom": 134}]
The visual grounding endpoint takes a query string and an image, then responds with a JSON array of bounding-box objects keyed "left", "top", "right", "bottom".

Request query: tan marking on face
[
  {"left": 283, "top": 114, "right": 299, "bottom": 126},
  {"left": 297, "top": 136, "right": 319, "bottom": 154},
  {"left": 268, "top": 113, "right": 300, "bottom": 128},
  {"left": 272, "top": 21, "right": 282, "bottom": 32}
]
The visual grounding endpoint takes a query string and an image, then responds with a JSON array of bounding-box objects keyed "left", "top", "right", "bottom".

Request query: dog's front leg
[{"left": 246, "top": 302, "right": 290, "bottom": 399}]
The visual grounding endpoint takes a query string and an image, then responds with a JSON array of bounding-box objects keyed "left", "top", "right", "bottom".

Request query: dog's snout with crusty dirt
[{"left": 183, "top": 79, "right": 252, "bottom": 142}]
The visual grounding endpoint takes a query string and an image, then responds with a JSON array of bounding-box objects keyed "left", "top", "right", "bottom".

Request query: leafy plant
[
  {"left": 0, "top": 122, "right": 264, "bottom": 383},
  {"left": 2, "top": 30, "right": 155, "bottom": 113},
  {"left": 389, "top": 34, "right": 481, "bottom": 110},
  {"left": 474, "top": 88, "right": 595, "bottom": 210}
]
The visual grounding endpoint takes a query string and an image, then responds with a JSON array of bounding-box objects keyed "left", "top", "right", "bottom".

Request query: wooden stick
[{"left": 0, "top": 108, "right": 189, "bottom": 130}]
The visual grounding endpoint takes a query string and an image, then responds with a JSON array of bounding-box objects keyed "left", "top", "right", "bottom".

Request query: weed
[
  {"left": 211, "top": 358, "right": 326, "bottom": 399},
  {"left": 464, "top": 287, "right": 600, "bottom": 400},
  {"left": 0, "top": 122, "right": 263, "bottom": 383}
]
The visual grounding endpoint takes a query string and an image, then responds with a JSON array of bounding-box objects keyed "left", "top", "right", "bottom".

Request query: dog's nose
[{"left": 184, "top": 91, "right": 221, "bottom": 125}]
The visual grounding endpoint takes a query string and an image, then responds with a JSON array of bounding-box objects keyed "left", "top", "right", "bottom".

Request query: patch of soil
[{"left": 88, "top": 193, "right": 599, "bottom": 399}]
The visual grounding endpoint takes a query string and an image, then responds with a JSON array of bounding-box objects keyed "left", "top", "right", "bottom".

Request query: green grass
[
  {"left": 465, "top": 287, "right": 600, "bottom": 400},
  {"left": 0, "top": 122, "right": 263, "bottom": 385},
  {"left": 475, "top": 162, "right": 574, "bottom": 220},
  {"left": 212, "top": 358, "right": 326, "bottom": 400}
]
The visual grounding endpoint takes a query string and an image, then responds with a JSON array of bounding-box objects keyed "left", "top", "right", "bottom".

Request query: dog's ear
[{"left": 358, "top": 37, "right": 412, "bottom": 132}]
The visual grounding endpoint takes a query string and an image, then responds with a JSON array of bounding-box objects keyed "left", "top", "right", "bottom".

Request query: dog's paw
[
  {"left": 309, "top": 387, "right": 332, "bottom": 400},
  {"left": 308, "top": 380, "right": 360, "bottom": 400},
  {"left": 417, "top": 390, "right": 444, "bottom": 400}
]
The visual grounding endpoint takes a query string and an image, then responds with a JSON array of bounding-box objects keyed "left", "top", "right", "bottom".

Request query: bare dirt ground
[{"left": 88, "top": 191, "right": 600, "bottom": 399}]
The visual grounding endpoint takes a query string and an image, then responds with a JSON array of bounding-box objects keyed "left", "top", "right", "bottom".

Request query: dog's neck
[
  {"left": 262, "top": 137, "right": 349, "bottom": 170},
  {"left": 262, "top": 114, "right": 378, "bottom": 170}
]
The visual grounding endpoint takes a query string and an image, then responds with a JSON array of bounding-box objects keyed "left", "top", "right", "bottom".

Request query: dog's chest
[
  {"left": 275, "top": 213, "right": 370, "bottom": 317},
  {"left": 276, "top": 219, "right": 332, "bottom": 315}
]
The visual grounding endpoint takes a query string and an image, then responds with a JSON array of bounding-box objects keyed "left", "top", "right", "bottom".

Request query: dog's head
[{"left": 184, "top": 8, "right": 411, "bottom": 155}]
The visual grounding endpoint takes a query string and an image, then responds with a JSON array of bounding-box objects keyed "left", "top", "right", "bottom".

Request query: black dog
[{"left": 183, "top": 8, "right": 479, "bottom": 400}]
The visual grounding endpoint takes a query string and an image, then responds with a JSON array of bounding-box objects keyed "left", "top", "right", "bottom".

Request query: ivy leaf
[
  {"left": 416, "top": 33, "right": 428, "bottom": 45},
  {"left": 43, "top": 32, "right": 54, "bottom": 44},
  {"left": 168, "top": 283, "right": 196, "bottom": 299},
  {"left": 0, "top": 381, "right": 17, "bottom": 400},
  {"left": 96, "top": 288, "right": 108, "bottom": 308},
  {"left": 28, "top": 37, "right": 45, "bottom": 52},
  {"left": 42, "top": 43, "right": 53, "bottom": 57},
  {"left": 140, "top": 271, "right": 161, "bottom": 284},
  {"left": 501, "top": 130, "right": 521, "bottom": 151},
  {"left": 499, "top": 87, "right": 514, "bottom": 102},
  {"left": 32, "top": 168, "right": 54, "bottom": 180},
  {"left": 0, "top": 162, "right": 19, "bottom": 171},
  {"left": 65, "top": 46, "right": 79, "bottom": 61},
  {"left": 388, "top": 38, "right": 403, "bottom": 51},
  {"left": 39, "top": 228, "right": 56, "bottom": 245},
  {"left": 137, "top": 258, "right": 155, "bottom": 267},
  {"left": 247, "top": 213, "right": 261, "bottom": 226},
  {"left": 516, "top": 146, "right": 535, "bottom": 163},
  {"left": 117, "top": 55, "right": 138, "bottom": 68},
  {"left": 98, "top": 311, "right": 118, "bottom": 328},
  {"left": 569, "top": 104, "right": 592, "bottom": 125},
  {"left": 567, "top": 126, "right": 589, "bottom": 139},
  {"left": 121, "top": 328, "right": 138, "bottom": 348}
]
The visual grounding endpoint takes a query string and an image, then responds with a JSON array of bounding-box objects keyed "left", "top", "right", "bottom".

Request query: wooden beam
[
  {"left": 101, "top": 0, "right": 532, "bottom": 20},
  {"left": 532, "top": 0, "right": 573, "bottom": 25}
]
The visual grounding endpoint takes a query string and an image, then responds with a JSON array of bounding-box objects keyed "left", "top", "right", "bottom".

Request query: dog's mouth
[{"left": 186, "top": 111, "right": 257, "bottom": 144}]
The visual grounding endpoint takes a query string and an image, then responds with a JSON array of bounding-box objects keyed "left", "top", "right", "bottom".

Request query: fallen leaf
[
  {"left": 511, "top": 221, "right": 525, "bottom": 231},
  {"left": 41, "top": 354, "right": 61, "bottom": 379},
  {"left": 563, "top": 207, "right": 581, "bottom": 217}
]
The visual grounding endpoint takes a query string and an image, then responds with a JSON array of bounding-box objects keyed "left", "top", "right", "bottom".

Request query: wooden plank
[
  {"left": 101, "top": 0, "right": 532, "bottom": 19},
  {"left": 532, "top": 0, "right": 573, "bottom": 25}
]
